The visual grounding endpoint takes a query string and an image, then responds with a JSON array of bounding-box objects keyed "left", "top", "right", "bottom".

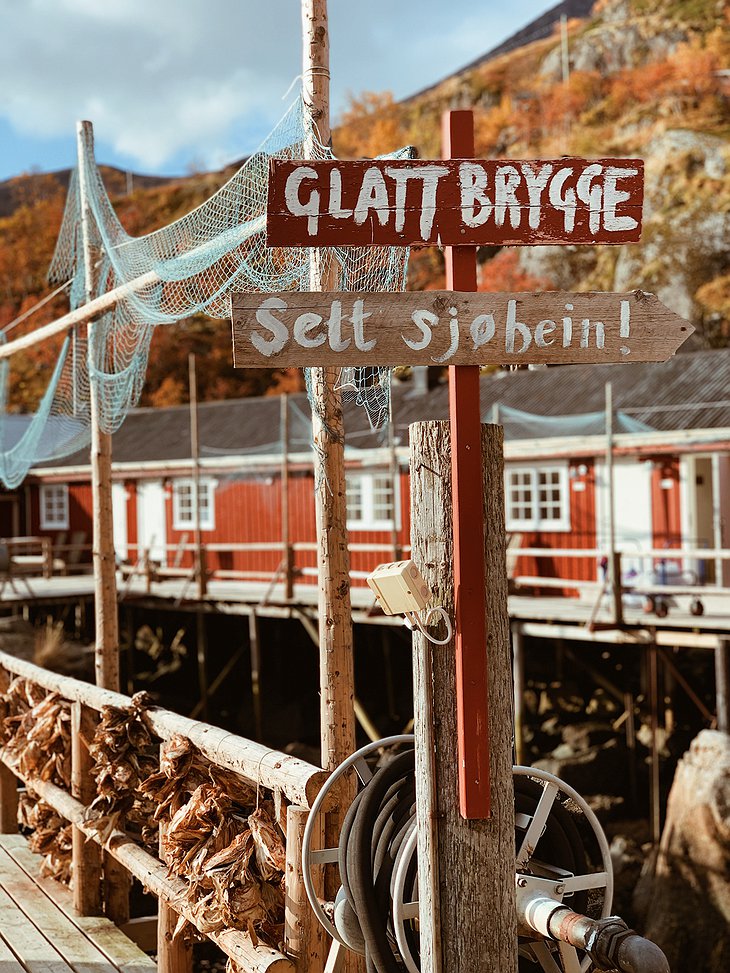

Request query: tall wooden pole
[
  {"left": 444, "top": 111, "right": 491, "bottom": 819},
  {"left": 411, "top": 421, "right": 517, "bottom": 973},
  {"left": 77, "top": 120, "right": 128, "bottom": 923},
  {"left": 302, "top": 0, "right": 357, "bottom": 806},
  {"left": 387, "top": 394, "right": 401, "bottom": 562},
  {"left": 78, "top": 121, "right": 120, "bottom": 693},
  {"left": 281, "top": 394, "right": 294, "bottom": 599},
  {"left": 188, "top": 353, "right": 207, "bottom": 600},
  {"left": 605, "top": 382, "right": 623, "bottom": 625}
]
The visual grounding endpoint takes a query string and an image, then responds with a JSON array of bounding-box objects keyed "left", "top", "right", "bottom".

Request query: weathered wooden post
[
  {"left": 77, "top": 119, "right": 129, "bottom": 924},
  {"left": 71, "top": 701, "right": 102, "bottom": 914},
  {"left": 301, "top": 0, "right": 357, "bottom": 871},
  {"left": 0, "top": 669, "right": 18, "bottom": 833},
  {"left": 157, "top": 740, "right": 194, "bottom": 973},
  {"left": 411, "top": 421, "right": 517, "bottom": 973},
  {"left": 285, "top": 805, "right": 326, "bottom": 973}
]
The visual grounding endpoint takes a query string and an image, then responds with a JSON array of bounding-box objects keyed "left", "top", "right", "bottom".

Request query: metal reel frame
[
  {"left": 302, "top": 741, "right": 615, "bottom": 973},
  {"left": 513, "top": 765, "right": 614, "bottom": 973}
]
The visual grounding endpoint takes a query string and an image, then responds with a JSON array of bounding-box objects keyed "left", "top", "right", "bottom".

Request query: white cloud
[{"left": 0, "top": 0, "right": 552, "bottom": 171}]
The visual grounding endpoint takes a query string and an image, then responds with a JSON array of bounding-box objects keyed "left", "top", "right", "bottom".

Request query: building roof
[{"left": 34, "top": 347, "right": 730, "bottom": 470}]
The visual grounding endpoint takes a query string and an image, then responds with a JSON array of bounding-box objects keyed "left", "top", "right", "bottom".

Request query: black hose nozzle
[{"left": 589, "top": 917, "right": 670, "bottom": 973}]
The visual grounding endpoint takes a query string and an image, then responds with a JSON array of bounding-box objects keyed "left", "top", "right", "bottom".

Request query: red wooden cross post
[
  {"left": 235, "top": 115, "right": 689, "bottom": 824},
  {"left": 443, "top": 109, "right": 491, "bottom": 819}
]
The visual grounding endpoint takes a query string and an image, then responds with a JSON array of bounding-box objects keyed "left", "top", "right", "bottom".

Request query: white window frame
[
  {"left": 504, "top": 463, "right": 570, "bottom": 532},
  {"left": 172, "top": 478, "right": 216, "bottom": 531},
  {"left": 346, "top": 472, "right": 400, "bottom": 531},
  {"left": 40, "top": 484, "right": 69, "bottom": 530}
]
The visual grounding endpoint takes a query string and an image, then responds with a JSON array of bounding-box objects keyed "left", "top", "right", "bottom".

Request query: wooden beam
[
  {"left": 715, "top": 638, "right": 730, "bottom": 733},
  {"left": 410, "top": 421, "right": 517, "bottom": 973}
]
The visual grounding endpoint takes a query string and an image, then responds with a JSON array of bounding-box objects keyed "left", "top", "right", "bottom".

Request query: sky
[{"left": 0, "top": 0, "right": 555, "bottom": 182}]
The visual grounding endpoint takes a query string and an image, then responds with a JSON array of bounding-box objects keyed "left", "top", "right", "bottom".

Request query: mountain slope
[{"left": 0, "top": 0, "right": 727, "bottom": 410}]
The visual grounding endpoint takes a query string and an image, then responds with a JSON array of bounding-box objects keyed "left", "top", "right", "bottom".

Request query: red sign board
[{"left": 267, "top": 158, "right": 644, "bottom": 248}]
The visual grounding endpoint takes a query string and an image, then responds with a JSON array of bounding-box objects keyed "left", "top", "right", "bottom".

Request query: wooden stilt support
[
  {"left": 285, "top": 806, "right": 325, "bottom": 973},
  {"left": 77, "top": 119, "right": 129, "bottom": 924},
  {"left": 410, "top": 421, "right": 517, "bottom": 973},
  {"left": 281, "top": 394, "right": 294, "bottom": 600},
  {"left": 648, "top": 643, "right": 661, "bottom": 844},
  {"left": 715, "top": 638, "right": 730, "bottom": 733},
  {"left": 71, "top": 702, "right": 102, "bottom": 915},
  {"left": 249, "top": 610, "right": 263, "bottom": 741},
  {"left": 195, "top": 612, "right": 209, "bottom": 722},
  {"left": 512, "top": 626, "right": 526, "bottom": 765},
  {"left": 301, "top": 0, "right": 357, "bottom": 891},
  {"left": 188, "top": 354, "right": 207, "bottom": 600}
]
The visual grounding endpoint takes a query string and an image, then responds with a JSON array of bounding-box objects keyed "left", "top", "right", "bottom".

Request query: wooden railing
[
  {"left": 0, "top": 649, "right": 329, "bottom": 973},
  {"left": 122, "top": 539, "right": 411, "bottom": 593}
]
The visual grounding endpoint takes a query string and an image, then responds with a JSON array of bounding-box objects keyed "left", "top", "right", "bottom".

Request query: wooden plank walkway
[{"left": 0, "top": 834, "right": 155, "bottom": 973}]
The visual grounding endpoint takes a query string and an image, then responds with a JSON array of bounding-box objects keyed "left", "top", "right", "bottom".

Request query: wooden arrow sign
[
  {"left": 231, "top": 289, "right": 692, "bottom": 368},
  {"left": 266, "top": 158, "right": 644, "bottom": 248}
]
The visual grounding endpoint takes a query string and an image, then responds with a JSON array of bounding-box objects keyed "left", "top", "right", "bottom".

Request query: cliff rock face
[{"left": 634, "top": 730, "right": 730, "bottom": 973}]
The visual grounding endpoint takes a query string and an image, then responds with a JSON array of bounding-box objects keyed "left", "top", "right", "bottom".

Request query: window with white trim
[
  {"left": 346, "top": 473, "right": 399, "bottom": 531},
  {"left": 505, "top": 464, "right": 570, "bottom": 532},
  {"left": 172, "top": 479, "right": 215, "bottom": 531},
  {"left": 40, "top": 484, "right": 69, "bottom": 530}
]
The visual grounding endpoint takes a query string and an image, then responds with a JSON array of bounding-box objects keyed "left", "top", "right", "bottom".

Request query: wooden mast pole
[
  {"left": 188, "top": 353, "right": 207, "bottom": 600},
  {"left": 301, "top": 0, "right": 357, "bottom": 807},
  {"left": 77, "top": 120, "right": 129, "bottom": 924},
  {"left": 281, "top": 393, "right": 293, "bottom": 599},
  {"left": 77, "top": 121, "right": 120, "bottom": 693}
]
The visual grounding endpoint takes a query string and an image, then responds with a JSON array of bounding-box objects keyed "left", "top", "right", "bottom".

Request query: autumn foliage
[{"left": 0, "top": 0, "right": 728, "bottom": 411}]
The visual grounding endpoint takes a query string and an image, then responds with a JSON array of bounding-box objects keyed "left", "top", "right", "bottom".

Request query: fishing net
[
  {"left": 0, "top": 96, "right": 413, "bottom": 489},
  {"left": 493, "top": 403, "right": 653, "bottom": 439}
]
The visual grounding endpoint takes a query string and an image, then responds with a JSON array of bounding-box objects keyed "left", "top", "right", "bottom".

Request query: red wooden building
[{"left": 3, "top": 348, "right": 730, "bottom": 594}]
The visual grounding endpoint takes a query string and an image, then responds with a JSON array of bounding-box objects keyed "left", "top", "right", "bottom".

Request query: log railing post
[
  {"left": 157, "top": 741, "right": 193, "bottom": 973},
  {"left": 285, "top": 805, "right": 325, "bottom": 973},
  {"left": 0, "top": 669, "right": 18, "bottom": 833},
  {"left": 410, "top": 421, "right": 517, "bottom": 973},
  {"left": 71, "top": 701, "right": 102, "bottom": 914}
]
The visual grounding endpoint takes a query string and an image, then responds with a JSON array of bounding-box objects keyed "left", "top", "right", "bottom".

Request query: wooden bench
[{"left": 0, "top": 833, "right": 155, "bottom": 973}]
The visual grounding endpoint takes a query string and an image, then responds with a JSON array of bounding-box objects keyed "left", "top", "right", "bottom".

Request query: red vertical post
[{"left": 443, "top": 110, "right": 491, "bottom": 819}]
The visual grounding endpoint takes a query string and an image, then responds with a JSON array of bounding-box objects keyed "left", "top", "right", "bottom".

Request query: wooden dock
[
  {"left": 0, "top": 834, "right": 155, "bottom": 973},
  {"left": 2, "top": 571, "right": 729, "bottom": 635}
]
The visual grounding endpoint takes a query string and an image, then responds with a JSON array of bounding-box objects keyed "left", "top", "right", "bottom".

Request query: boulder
[{"left": 634, "top": 730, "right": 730, "bottom": 973}]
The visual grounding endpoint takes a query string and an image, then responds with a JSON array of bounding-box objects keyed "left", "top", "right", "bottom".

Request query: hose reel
[{"left": 302, "top": 736, "right": 669, "bottom": 973}]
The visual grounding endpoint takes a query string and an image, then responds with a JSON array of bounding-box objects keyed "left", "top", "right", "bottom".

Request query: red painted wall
[
  {"left": 24, "top": 455, "right": 687, "bottom": 592},
  {"left": 513, "top": 461, "right": 599, "bottom": 593},
  {"left": 651, "top": 459, "right": 681, "bottom": 549}
]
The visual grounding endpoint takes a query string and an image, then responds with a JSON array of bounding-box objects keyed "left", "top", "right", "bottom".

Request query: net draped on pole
[{"left": 0, "top": 96, "right": 414, "bottom": 489}]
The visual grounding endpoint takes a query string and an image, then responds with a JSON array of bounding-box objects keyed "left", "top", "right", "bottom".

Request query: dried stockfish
[
  {"left": 141, "top": 734, "right": 285, "bottom": 949},
  {"left": 19, "top": 792, "right": 72, "bottom": 885},
  {"left": 85, "top": 691, "right": 160, "bottom": 853},
  {"left": 0, "top": 679, "right": 71, "bottom": 788}
]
